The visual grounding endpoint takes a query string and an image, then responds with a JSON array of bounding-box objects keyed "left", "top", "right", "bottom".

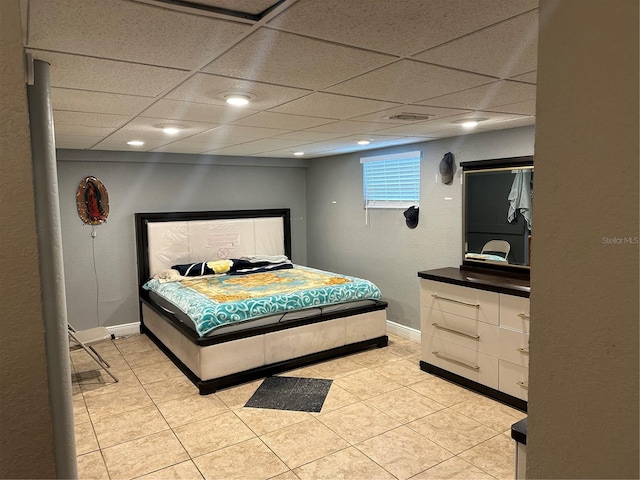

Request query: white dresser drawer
[
  {"left": 498, "top": 328, "right": 530, "bottom": 367},
  {"left": 422, "top": 334, "right": 498, "bottom": 389},
  {"left": 499, "top": 360, "right": 529, "bottom": 401},
  {"left": 421, "top": 307, "right": 499, "bottom": 355},
  {"left": 499, "top": 294, "right": 530, "bottom": 333},
  {"left": 420, "top": 279, "right": 499, "bottom": 325}
]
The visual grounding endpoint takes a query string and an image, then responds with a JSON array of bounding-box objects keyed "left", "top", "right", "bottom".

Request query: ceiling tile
[
  {"left": 166, "top": 73, "right": 311, "bottom": 110},
  {"left": 29, "top": 51, "right": 188, "bottom": 97},
  {"left": 290, "top": 136, "right": 428, "bottom": 157},
  {"left": 303, "top": 120, "right": 393, "bottom": 135},
  {"left": 272, "top": 130, "right": 348, "bottom": 142},
  {"left": 50, "top": 88, "right": 154, "bottom": 116},
  {"left": 417, "top": 80, "right": 536, "bottom": 109},
  {"left": 207, "top": 138, "right": 304, "bottom": 155},
  {"left": 430, "top": 115, "right": 535, "bottom": 139},
  {"left": 55, "top": 134, "right": 105, "bottom": 149},
  {"left": 194, "top": 124, "right": 289, "bottom": 141},
  {"left": 511, "top": 71, "right": 537, "bottom": 84},
  {"left": 53, "top": 111, "right": 130, "bottom": 129},
  {"left": 202, "top": 28, "right": 394, "bottom": 90},
  {"left": 413, "top": 10, "right": 538, "bottom": 78},
  {"left": 325, "top": 60, "right": 494, "bottom": 104},
  {"left": 264, "top": 142, "right": 336, "bottom": 156},
  {"left": 474, "top": 115, "right": 535, "bottom": 131},
  {"left": 127, "top": 117, "right": 219, "bottom": 137},
  {"left": 54, "top": 124, "right": 116, "bottom": 137},
  {"left": 141, "top": 99, "right": 256, "bottom": 124},
  {"left": 91, "top": 117, "right": 220, "bottom": 151},
  {"left": 270, "top": 93, "right": 399, "bottom": 119},
  {"left": 267, "top": 0, "right": 538, "bottom": 56},
  {"left": 89, "top": 138, "right": 166, "bottom": 152},
  {"left": 231, "top": 111, "right": 335, "bottom": 130},
  {"left": 27, "top": 0, "right": 251, "bottom": 70},
  {"left": 485, "top": 99, "right": 536, "bottom": 116},
  {"left": 334, "top": 134, "right": 415, "bottom": 148},
  {"left": 367, "top": 122, "right": 451, "bottom": 137},
  {"left": 150, "top": 140, "right": 240, "bottom": 154},
  {"left": 255, "top": 149, "right": 318, "bottom": 158},
  {"left": 426, "top": 111, "right": 534, "bottom": 134}
]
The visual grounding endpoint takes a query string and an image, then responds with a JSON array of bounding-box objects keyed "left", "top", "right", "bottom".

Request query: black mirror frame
[{"left": 460, "top": 156, "right": 533, "bottom": 279}]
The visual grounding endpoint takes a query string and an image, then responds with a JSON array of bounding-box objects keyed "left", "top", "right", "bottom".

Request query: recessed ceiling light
[
  {"left": 226, "top": 95, "right": 250, "bottom": 106},
  {"left": 452, "top": 118, "right": 487, "bottom": 129},
  {"left": 293, "top": 151, "right": 305, "bottom": 156},
  {"left": 219, "top": 91, "right": 256, "bottom": 107},
  {"left": 160, "top": 126, "right": 181, "bottom": 135},
  {"left": 357, "top": 140, "right": 371, "bottom": 145},
  {"left": 126, "top": 140, "right": 144, "bottom": 146}
]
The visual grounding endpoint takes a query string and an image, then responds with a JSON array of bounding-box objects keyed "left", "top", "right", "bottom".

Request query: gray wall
[
  {"left": 57, "top": 153, "right": 307, "bottom": 330},
  {"left": 528, "top": 0, "right": 639, "bottom": 477},
  {"left": 306, "top": 126, "right": 535, "bottom": 331},
  {"left": 0, "top": 0, "right": 56, "bottom": 476},
  {"left": 58, "top": 127, "right": 533, "bottom": 333}
]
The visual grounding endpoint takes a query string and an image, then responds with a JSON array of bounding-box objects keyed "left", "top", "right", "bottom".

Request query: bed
[{"left": 135, "top": 209, "right": 388, "bottom": 394}]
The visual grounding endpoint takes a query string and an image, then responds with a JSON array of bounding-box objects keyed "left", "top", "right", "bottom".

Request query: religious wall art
[{"left": 76, "top": 176, "right": 109, "bottom": 225}]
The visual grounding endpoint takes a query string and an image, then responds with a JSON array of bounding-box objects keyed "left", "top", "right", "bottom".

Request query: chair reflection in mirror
[{"left": 481, "top": 240, "right": 511, "bottom": 260}]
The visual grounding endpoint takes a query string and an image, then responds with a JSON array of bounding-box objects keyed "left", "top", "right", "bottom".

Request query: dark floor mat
[{"left": 244, "top": 376, "right": 333, "bottom": 413}]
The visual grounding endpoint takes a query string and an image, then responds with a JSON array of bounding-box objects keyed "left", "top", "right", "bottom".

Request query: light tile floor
[{"left": 71, "top": 333, "right": 526, "bottom": 480}]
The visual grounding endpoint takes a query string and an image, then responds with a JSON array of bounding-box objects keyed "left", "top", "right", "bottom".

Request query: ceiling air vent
[{"left": 385, "top": 113, "right": 432, "bottom": 121}]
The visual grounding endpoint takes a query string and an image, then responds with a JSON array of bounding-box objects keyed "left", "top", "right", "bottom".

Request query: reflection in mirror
[{"left": 462, "top": 158, "right": 533, "bottom": 271}]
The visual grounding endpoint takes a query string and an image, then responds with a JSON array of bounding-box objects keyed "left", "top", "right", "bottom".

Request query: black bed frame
[{"left": 135, "top": 208, "right": 388, "bottom": 394}]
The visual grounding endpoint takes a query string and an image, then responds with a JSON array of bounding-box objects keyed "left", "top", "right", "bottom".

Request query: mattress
[
  {"left": 143, "top": 265, "right": 382, "bottom": 337},
  {"left": 148, "top": 290, "right": 380, "bottom": 338}
]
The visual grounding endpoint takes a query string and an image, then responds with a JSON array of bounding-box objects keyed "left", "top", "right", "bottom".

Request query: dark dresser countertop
[
  {"left": 511, "top": 418, "right": 528, "bottom": 445},
  {"left": 418, "top": 267, "right": 530, "bottom": 298}
]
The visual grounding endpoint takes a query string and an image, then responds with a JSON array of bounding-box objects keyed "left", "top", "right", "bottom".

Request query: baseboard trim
[
  {"left": 386, "top": 320, "right": 420, "bottom": 343},
  {"left": 106, "top": 322, "right": 141, "bottom": 338},
  {"left": 107, "top": 320, "right": 416, "bottom": 343}
]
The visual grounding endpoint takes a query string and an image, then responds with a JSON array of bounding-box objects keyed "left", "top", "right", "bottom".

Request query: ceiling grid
[{"left": 25, "top": 0, "right": 538, "bottom": 158}]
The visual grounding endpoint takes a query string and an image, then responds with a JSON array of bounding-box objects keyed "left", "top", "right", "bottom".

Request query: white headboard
[{"left": 135, "top": 210, "right": 291, "bottom": 283}]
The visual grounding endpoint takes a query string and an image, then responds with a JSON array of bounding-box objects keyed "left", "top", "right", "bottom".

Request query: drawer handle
[
  {"left": 433, "top": 351, "right": 480, "bottom": 370},
  {"left": 432, "top": 323, "right": 480, "bottom": 340},
  {"left": 431, "top": 294, "right": 480, "bottom": 308},
  {"left": 517, "top": 313, "right": 530, "bottom": 320},
  {"left": 517, "top": 347, "right": 530, "bottom": 355},
  {"left": 517, "top": 381, "right": 529, "bottom": 390}
]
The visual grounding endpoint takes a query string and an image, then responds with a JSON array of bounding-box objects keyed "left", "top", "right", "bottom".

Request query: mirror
[{"left": 462, "top": 156, "right": 533, "bottom": 273}]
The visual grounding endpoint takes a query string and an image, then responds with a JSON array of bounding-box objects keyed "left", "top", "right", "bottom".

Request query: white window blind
[{"left": 361, "top": 151, "right": 421, "bottom": 209}]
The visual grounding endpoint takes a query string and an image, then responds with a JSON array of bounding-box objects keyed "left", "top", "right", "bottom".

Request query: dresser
[{"left": 418, "top": 267, "right": 530, "bottom": 411}]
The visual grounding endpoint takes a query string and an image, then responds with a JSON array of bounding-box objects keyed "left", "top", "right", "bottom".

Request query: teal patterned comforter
[{"left": 143, "top": 265, "right": 381, "bottom": 337}]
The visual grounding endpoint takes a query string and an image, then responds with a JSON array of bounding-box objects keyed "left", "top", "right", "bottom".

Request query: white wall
[
  {"left": 306, "top": 126, "right": 535, "bottom": 330},
  {"left": 528, "top": 0, "right": 639, "bottom": 477},
  {"left": 57, "top": 155, "right": 308, "bottom": 330}
]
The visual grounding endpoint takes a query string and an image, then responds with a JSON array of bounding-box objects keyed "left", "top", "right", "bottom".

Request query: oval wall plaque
[{"left": 76, "top": 176, "right": 109, "bottom": 225}]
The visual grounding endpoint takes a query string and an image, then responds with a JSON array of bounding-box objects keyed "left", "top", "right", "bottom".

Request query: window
[{"left": 361, "top": 151, "right": 421, "bottom": 209}]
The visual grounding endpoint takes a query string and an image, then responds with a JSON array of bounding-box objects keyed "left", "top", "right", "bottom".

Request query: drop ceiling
[{"left": 23, "top": 0, "right": 538, "bottom": 159}]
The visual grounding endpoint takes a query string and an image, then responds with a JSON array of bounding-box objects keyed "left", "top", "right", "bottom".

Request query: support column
[{"left": 28, "top": 59, "right": 78, "bottom": 479}]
